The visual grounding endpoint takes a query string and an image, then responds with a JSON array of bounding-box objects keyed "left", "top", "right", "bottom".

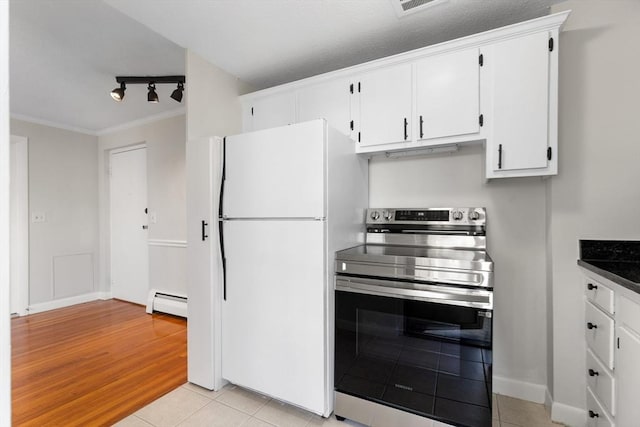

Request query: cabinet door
[
  {"left": 356, "top": 63, "right": 412, "bottom": 147},
  {"left": 416, "top": 48, "right": 480, "bottom": 140},
  {"left": 616, "top": 326, "right": 640, "bottom": 426},
  {"left": 298, "top": 79, "right": 351, "bottom": 136},
  {"left": 490, "top": 31, "right": 550, "bottom": 172},
  {"left": 246, "top": 92, "right": 296, "bottom": 131}
]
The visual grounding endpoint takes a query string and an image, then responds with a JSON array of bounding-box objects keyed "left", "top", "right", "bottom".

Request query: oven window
[{"left": 335, "top": 290, "right": 493, "bottom": 427}]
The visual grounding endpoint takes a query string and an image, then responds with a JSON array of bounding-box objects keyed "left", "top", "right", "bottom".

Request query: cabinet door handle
[
  {"left": 498, "top": 144, "right": 503, "bottom": 169},
  {"left": 587, "top": 283, "right": 598, "bottom": 290},
  {"left": 201, "top": 220, "right": 208, "bottom": 241},
  {"left": 588, "top": 369, "right": 599, "bottom": 377},
  {"left": 587, "top": 322, "right": 598, "bottom": 330},
  {"left": 419, "top": 115, "right": 424, "bottom": 139},
  {"left": 588, "top": 410, "right": 599, "bottom": 418},
  {"left": 403, "top": 118, "right": 408, "bottom": 140}
]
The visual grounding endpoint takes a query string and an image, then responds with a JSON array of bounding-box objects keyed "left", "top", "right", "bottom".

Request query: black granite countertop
[{"left": 578, "top": 240, "right": 640, "bottom": 294}]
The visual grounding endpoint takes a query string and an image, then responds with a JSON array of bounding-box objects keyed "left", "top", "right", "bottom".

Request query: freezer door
[
  {"left": 221, "top": 219, "right": 327, "bottom": 415},
  {"left": 223, "top": 120, "right": 326, "bottom": 218}
]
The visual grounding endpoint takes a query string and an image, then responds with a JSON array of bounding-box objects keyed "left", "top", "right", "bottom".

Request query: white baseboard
[
  {"left": 551, "top": 402, "right": 587, "bottom": 427},
  {"left": 493, "top": 375, "right": 547, "bottom": 404},
  {"left": 27, "top": 292, "right": 108, "bottom": 314}
]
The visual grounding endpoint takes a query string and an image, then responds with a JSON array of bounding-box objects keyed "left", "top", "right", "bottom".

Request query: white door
[
  {"left": 616, "top": 326, "right": 640, "bottom": 426},
  {"left": 490, "top": 31, "right": 550, "bottom": 171},
  {"left": 186, "top": 136, "right": 224, "bottom": 390},
  {"left": 223, "top": 120, "right": 325, "bottom": 219},
  {"left": 221, "top": 219, "right": 326, "bottom": 414},
  {"left": 110, "top": 146, "right": 149, "bottom": 305},
  {"left": 10, "top": 135, "right": 28, "bottom": 315},
  {"left": 416, "top": 48, "right": 480, "bottom": 140},
  {"left": 356, "top": 63, "right": 412, "bottom": 147}
]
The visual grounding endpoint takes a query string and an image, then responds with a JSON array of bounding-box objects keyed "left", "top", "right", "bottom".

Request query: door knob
[
  {"left": 587, "top": 322, "right": 598, "bottom": 330},
  {"left": 588, "top": 369, "right": 599, "bottom": 377},
  {"left": 142, "top": 225, "right": 148, "bottom": 230}
]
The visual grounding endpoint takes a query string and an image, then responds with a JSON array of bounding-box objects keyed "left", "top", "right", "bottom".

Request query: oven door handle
[{"left": 335, "top": 278, "right": 492, "bottom": 310}]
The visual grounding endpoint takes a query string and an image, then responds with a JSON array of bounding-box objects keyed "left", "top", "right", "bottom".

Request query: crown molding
[
  {"left": 10, "top": 113, "right": 98, "bottom": 136},
  {"left": 96, "top": 107, "right": 185, "bottom": 136}
]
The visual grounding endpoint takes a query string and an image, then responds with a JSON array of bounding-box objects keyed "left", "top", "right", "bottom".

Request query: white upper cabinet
[
  {"left": 354, "top": 63, "right": 413, "bottom": 147},
  {"left": 238, "top": 11, "right": 569, "bottom": 179},
  {"left": 298, "top": 79, "right": 351, "bottom": 136},
  {"left": 415, "top": 48, "right": 481, "bottom": 141},
  {"left": 243, "top": 92, "right": 296, "bottom": 132},
  {"left": 485, "top": 30, "right": 556, "bottom": 178}
]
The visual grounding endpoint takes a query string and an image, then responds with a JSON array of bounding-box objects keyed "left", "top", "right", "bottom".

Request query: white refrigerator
[{"left": 220, "top": 119, "right": 367, "bottom": 416}]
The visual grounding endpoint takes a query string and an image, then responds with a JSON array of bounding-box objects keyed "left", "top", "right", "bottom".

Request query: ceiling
[{"left": 11, "top": 0, "right": 559, "bottom": 133}]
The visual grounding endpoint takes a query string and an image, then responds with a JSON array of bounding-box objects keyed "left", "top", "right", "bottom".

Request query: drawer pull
[
  {"left": 588, "top": 410, "right": 599, "bottom": 418},
  {"left": 587, "top": 322, "right": 598, "bottom": 330},
  {"left": 587, "top": 283, "right": 598, "bottom": 290},
  {"left": 588, "top": 369, "right": 599, "bottom": 377}
]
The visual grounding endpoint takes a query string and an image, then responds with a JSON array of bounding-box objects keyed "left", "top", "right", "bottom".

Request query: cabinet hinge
[
  {"left": 358, "top": 82, "right": 361, "bottom": 93},
  {"left": 350, "top": 83, "right": 354, "bottom": 94},
  {"left": 547, "top": 147, "right": 552, "bottom": 161},
  {"left": 350, "top": 120, "right": 354, "bottom": 131},
  {"left": 549, "top": 38, "right": 554, "bottom": 52},
  {"left": 479, "top": 54, "right": 484, "bottom": 67},
  {"left": 251, "top": 107, "right": 254, "bottom": 116},
  {"left": 479, "top": 114, "right": 484, "bottom": 127},
  {"left": 358, "top": 132, "right": 361, "bottom": 143}
]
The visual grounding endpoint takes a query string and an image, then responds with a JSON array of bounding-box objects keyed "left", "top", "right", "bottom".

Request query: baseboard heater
[{"left": 146, "top": 289, "right": 187, "bottom": 318}]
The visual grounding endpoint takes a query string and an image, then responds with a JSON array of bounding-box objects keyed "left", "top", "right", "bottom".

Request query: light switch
[{"left": 31, "top": 212, "right": 46, "bottom": 223}]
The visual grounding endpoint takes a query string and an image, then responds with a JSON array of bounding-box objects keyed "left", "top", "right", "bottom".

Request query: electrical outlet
[
  {"left": 149, "top": 212, "right": 157, "bottom": 224},
  {"left": 31, "top": 212, "right": 46, "bottom": 223}
]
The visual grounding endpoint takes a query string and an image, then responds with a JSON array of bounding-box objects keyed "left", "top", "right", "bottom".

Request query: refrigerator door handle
[
  {"left": 219, "top": 220, "right": 226, "bottom": 301},
  {"left": 218, "top": 137, "right": 226, "bottom": 219}
]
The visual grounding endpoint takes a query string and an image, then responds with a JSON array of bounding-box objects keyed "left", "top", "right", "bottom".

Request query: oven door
[{"left": 335, "top": 276, "right": 493, "bottom": 427}]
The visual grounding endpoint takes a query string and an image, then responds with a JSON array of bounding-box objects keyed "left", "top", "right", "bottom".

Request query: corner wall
[
  {"left": 549, "top": 2, "right": 640, "bottom": 424},
  {"left": 10, "top": 119, "right": 99, "bottom": 308}
]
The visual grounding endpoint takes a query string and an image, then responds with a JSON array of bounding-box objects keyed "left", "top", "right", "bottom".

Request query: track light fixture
[
  {"left": 170, "top": 82, "right": 184, "bottom": 103},
  {"left": 110, "top": 76, "right": 186, "bottom": 103},
  {"left": 147, "top": 83, "right": 158, "bottom": 103},
  {"left": 110, "top": 82, "right": 126, "bottom": 101}
]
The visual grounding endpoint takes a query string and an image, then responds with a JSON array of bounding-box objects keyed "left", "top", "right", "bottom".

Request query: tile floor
[{"left": 113, "top": 383, "right": 563, "bottom": 427}]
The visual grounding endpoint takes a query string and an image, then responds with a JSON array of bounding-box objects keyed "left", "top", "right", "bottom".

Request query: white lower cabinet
[
  {"left": 582, "top": 269, "right": 640, "bottom": 427},
  {"left": 615, "top": 299, "right": 640, "bottom": 427}
]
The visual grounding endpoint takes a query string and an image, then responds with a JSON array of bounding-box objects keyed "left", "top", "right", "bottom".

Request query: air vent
[{"left": 391, "top": 0, "right": 449, "bottom": 17}]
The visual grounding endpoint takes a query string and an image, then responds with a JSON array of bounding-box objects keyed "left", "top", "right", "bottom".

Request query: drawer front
[
  {"left": 587, "top": 387, "right": 614, "bottom": 427},
  {"left": 618, "top": 295, "right": 640, "bottom": 336},
  {"left": 585, "top": 278, "right": 614, "bottom": 316},
  {"left": 585, "top": 300, "right": 615, "bottom": 369},
  {"left": 586, "top": 349, "right": 615, "bottom": 415}
]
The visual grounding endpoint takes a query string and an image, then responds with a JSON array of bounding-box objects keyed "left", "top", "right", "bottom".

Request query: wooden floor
[{"left": 11, "top": 299, "right": 187, "bottom": 426}]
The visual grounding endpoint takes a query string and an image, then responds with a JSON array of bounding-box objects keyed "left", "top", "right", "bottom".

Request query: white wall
[
  {"left": 98, "top": 113, "right": 187, "bottom": 297},
  {"left": 186, "top": 50, "right": 252, "bottom": 140},
  {"left": 10, "top": 119, "right": 99, "bottom": 307},
  {"left": 548, "top": 1, "right": 640, "bottom": 423},
  {"left": 369, "top": 145, "right": 549, "bottom": 400},
  {"left": 1, "top": 0, "right": 11, "bottom": 424}
]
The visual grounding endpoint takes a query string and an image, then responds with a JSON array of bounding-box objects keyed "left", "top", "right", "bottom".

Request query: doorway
[
  {"left": 109, "top": 145, "right": 148, "bottom": 305},
  {"left": 10, "top": 135, "right": 28, "bottom": 316}
]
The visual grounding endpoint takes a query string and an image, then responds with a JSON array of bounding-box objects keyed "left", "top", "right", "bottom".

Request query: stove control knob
[
  {"left": 370, "top": 210, "right": 380, "bottom": 221},
  {"left": 469, "top": 210, "right": 480, "bottom": 221},
  {"left": 452, "top": 210, "right": 464, "bottom": 221},
  {"left": 383, "top": 210, "right": 393, "bottom": 221}
]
